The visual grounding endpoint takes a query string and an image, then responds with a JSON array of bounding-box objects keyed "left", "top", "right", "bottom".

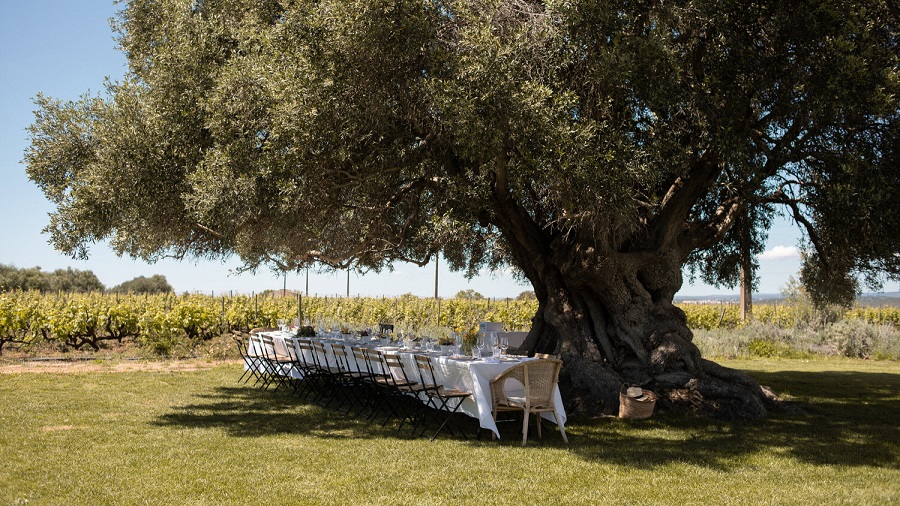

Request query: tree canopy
[
  {"left": 26, "top": 0, "right": 898, "bottom": 298},
  {"left": 24, "top": 0, "right": 899, "bottom": 417}
]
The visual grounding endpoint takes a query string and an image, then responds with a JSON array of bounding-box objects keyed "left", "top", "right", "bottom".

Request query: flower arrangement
[
  {"left": 435, "top": 335, "right": 455, "bottom": 346},
  {"left": 295, "top": 325, "right": 316, "bottom": 337},
  {"left": 462, "top": 327, "right": 479, "bottom": 347}
]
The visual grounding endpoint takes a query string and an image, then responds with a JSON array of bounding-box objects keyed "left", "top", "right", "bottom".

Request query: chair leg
[
  {"left": 521, "top": 410, "right": 530, "bottom": 446},
  {"left": 536, "top": 413, "right": 542, "bottom": 439},
  {"left": 426, "top": 396, "right": 468, "bottom": 441}
]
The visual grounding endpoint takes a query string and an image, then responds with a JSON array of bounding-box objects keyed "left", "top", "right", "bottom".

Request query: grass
[{"left": 1, "top": 358, "right": 897, "bottom": 505}]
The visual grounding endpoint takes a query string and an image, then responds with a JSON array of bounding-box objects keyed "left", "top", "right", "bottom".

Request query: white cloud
[{"left": 760, "top": 245, "right": 800, "bottom": 260}]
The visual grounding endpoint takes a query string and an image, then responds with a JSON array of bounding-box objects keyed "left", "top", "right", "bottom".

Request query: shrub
[
  {"left": 827, "top": 320, "right": 874, "bottom": 358},
  {"left": 747, "top": 339, "right": 804, "bottom": 359}
]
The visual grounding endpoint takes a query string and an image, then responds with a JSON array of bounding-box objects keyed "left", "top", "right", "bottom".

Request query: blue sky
[{"left": 1, "top": 1, "right": 892, "bottom": 298}]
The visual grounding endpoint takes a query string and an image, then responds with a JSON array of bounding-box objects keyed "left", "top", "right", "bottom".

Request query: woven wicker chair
[{"left": 490, "top": 359, "right": 568, "bottom": 445}]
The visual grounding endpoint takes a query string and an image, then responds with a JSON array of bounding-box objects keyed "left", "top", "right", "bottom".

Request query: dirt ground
[{"left": 0, "top": 358, "right": 241, "bottom": 374}]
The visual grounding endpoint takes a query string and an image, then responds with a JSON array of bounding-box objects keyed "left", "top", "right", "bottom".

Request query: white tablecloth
[{"left": 251, "top": 331, "right": 566, "bottom": 438}]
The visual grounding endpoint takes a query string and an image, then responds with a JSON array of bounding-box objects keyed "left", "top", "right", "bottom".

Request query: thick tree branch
[
  {"left": 649, "top": 149, "right": 721, "bottom": 251},
  {"left": 689, "top": 198, "right": 744, "bottom": 250},
  {"left": 763, "top": 191, "right": 830, "bottom": 269}
]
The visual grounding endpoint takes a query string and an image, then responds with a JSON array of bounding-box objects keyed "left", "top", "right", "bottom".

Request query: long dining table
[{"left": 252, "top": 330, "right": 566, "bottom": 439}]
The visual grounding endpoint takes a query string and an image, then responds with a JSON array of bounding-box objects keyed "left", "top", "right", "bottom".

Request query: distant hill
[
  {"left": 675, "top": 292, "right": 900, "bottom": 307},
  {"left": 856, "top": 292, "right": 900, "bottom": 307}
]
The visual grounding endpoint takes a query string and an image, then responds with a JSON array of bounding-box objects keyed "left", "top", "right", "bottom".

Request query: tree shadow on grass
[
  {"left": 154, "top": 380, "right": 495, "bottom": 443},
  {"left": 154, "top": 368, "right": 899, "bottom": 471},
  {"left": 152, "top": 384, "right": 402, "bottom": 440},
  {"left": 566, "top": 369, "right": 899, "bottom": 470}
]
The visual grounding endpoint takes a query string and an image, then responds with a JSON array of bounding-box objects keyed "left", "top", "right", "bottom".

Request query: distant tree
[
  {"left": 48, "top": 267, "right": 105, "bottom": 293},
  {"left": 0, "top": 265, "right": 51, "bottom": 292},
  {"left": 516, "top": 291, "right": 536, "bottom": 301},
  {"left": 0, "top": 264, "right": 103, "bottom": 292},
  {"left": 108, "top": 274, "right": 173, "bottom": 294},
  {"left": 455, "top": 289, "right": 485, "bottom": 300}
]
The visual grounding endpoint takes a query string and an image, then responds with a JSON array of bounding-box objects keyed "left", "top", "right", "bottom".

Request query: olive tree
[{"left": 25, "top": 0, "right": 899, "bottom": 418}]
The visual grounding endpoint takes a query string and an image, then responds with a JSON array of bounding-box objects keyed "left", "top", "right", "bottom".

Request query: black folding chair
[
  {"left": 374, "top": 353, "right": 419, "bottom": 429},
  {"left": 258, "top": 334, "right": 297, "bottom": 391},
  {"left": 310, "top": 340, "right": 341, "bottom": 407},
  {"left": 294, "top": 339, "right": 330, "bottom": 402},
  {"left": 235, "top": 335, "right": 263, "bottom": 385},
  {"left": 413, "top": 355, "right": 472, "bottom": 440},
  {"left": 350, "top": 345, "right": 382, "bottom": 419},
  {"left": 327, "top": 343, "right": 369, "bottom": 414}
]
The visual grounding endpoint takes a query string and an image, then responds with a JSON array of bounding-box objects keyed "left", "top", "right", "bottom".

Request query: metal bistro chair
[
  {"left": 311, "top": 340, "right": 341, "bottom": 406},
  {"left": 240, "top": 327, "right": 277, "bottom": 385},
  {"left": 259, "top": 334, "right": 297, "bottom": 391},
  {"left": 235, "top": 335, "right": 263, "bottom": 386},
  {"left": 360, "top": 349, "right": 400, "bottom": 426},
  {"left": 413, "top": 355, "right": 472, "bottom": 441},
  {"left": 375, "top": 353, "right": 419, "bottom": 430},
  {"left": 328, "top": 343, "right": 369, "bottom": 415},
  {"left": 490, "top": 359, "right": 568, "bottom": 445},
  {"left": 350, "top": 345, "right": 384, "bottom": 420},
  {"left": 294, "top": 339, "right": 329, "bottom": 402}
]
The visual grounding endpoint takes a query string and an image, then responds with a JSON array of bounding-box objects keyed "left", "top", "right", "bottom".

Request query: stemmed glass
[
  {"left": 277, "top": 319, "right": 287, "bottom": 332},
  {"left": 471, "top": 341, "right": 481, "bottom": 359},
  {"left": 475, "top": 336, "right": 485, "bottom": 358},
  {"left": 499, "top": 336, "right": 509, "bottom": 356},
  {"left": 486, "top": 331, "right": 498, "bottom": 356}
]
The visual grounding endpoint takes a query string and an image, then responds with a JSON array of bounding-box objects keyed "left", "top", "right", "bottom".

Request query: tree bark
[{"left": 516, "top": 240, "right": 775, "bottom": 420}]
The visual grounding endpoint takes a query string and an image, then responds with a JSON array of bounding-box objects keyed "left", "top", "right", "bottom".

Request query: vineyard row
[{"left": 0, "top": 291, "right": 897, "bottom": 354}]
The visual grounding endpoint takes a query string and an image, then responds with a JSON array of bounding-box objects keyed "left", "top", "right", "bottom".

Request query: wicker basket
[{"left": 618, "top": 385, "right": 657, "bottom": 419}]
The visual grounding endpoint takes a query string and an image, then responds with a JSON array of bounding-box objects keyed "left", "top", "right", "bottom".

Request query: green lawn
[{"left": 1, "top": 358, "right": 897, "bottom": 505}]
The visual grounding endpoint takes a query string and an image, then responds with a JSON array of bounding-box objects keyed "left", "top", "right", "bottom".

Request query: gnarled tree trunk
[
  {"left": 518, "top": 247, "right": 775, "bottom": 420},
  {"left": 490, "top": 167, "right": 776, "bottom": 420}
]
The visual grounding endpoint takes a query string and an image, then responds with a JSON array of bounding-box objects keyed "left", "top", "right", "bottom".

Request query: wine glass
[
  {"left": 277, "top": 319, "right": 287, "bottom": 332},
  {"left": 475, "top": 336, "right": 485, "bottom": 358},
  {"left": 499, "top": 336, "right": 509, "bottom": 356},
  {"left": 482, "top": 331, "right": 494, "bottom": 356}
]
